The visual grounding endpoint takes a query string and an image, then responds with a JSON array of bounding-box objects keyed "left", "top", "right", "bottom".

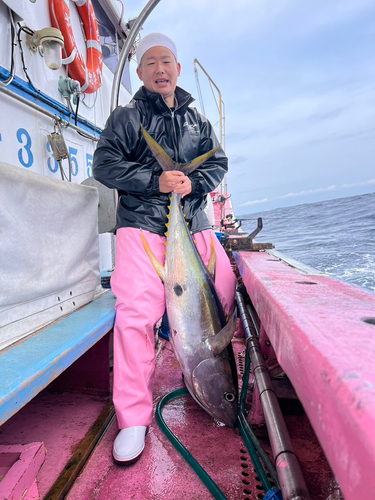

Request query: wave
[{"left": 241, "top": 193, "right": 375, "bottom": 292}]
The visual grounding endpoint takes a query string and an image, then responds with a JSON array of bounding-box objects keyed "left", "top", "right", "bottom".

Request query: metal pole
[
  {"left": 193, "top": 58, "right": 223, "bottom": 145},
  {"left": 236, "top": 290, "right": 311, "bottom": 500},
  {"left": 110, "top": 0, "right": 162, "bottom": 113},
  {"left": 193, "top": 58, "right": 227, "bottom": 195},
  {"left": 222, "top": 99, "right": 227, "bottom": 194},
  {"left": 222, "top": 99, "right": 226, "bottom": 151},
  {"left": 0, "top": 85, "right": 99, "bottom": 141}
]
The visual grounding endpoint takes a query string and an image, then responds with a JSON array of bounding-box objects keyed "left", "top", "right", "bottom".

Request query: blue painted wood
[{"left": 0, "top": 293, "right": 116, "bottom": 426}]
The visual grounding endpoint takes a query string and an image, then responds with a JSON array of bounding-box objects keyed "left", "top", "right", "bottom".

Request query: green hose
[
  {"left": 156, "top": 366, "right": 275, "bottom": 498},
  {"left": 155, "top": 305, "right": 281, "bottom": 499},
  {"left": 156, "top": 387, "right": 229, "bottom": 500}
]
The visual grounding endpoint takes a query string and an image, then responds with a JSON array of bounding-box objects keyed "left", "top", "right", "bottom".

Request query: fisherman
[{"left": 93, "top": 33, "right": 237, "bottom": 464}]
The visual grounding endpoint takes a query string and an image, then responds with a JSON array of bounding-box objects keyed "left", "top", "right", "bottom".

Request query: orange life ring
[{"left": 50, "top": 0, "right": 103, "bottom": 94}]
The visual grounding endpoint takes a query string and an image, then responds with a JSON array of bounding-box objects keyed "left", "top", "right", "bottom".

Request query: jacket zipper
[{"left": 170, "top": 109, "right": 179, "bottom": 162}]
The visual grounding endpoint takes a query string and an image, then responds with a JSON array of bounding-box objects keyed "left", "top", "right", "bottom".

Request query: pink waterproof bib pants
[{"left": 111, "top": 227, "right": 237, "bottom": 429}]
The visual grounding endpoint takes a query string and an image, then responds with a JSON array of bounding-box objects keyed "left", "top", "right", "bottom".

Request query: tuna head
[{"left": 191, "top": 357, "right": 238, "bottom": 428}]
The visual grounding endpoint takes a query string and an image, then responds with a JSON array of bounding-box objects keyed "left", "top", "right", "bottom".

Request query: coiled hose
[{"left": 156, "top": 351, "right": 282, "bottom": 499}]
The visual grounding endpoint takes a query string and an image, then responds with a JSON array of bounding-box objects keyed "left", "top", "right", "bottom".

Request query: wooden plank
[{"left": 0, "top": 293, "right": 116, "bottom": 425}]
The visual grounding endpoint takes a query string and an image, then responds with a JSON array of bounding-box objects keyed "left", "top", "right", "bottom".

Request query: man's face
[{"left": 136, "top": 46, "right": 181, "bottom": 106}]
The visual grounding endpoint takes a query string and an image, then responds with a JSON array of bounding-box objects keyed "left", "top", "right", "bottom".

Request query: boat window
[{"left": 91, "top": 0, "right": 132, "bottom": 94}]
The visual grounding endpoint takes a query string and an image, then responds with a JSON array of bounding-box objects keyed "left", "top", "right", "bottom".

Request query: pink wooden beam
[
  {"left": 235, "top": 251, "right": 375, "bottom": 500},
  {"left": 0, "top": 442, "right": 45, "bottom": 500}
]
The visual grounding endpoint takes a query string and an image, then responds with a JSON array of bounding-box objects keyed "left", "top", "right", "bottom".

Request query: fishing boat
[{"left": 1, "top": 2, "right": 374, "bottom": 500}]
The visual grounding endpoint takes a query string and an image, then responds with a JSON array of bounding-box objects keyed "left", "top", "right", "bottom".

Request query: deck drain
[
  {"left": 362, "top": 317, "right": 375, "bottom": 325},
  {"left": 295, "top": 281, "right": 318, "bottom": 285},
  {"left": 240, "top": 447, "right": 258, "bottom": 497},
  {"left": 237, "top": 351, "right": 246, "bottom": 375},
  {"left": 254, "top": 474, "right": 265, "bottom": 499}
]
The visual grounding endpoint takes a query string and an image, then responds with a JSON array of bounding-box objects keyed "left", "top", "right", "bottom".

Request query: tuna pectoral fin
[
  {"left": 207, "top": 233, "right": 217, "bottom": 282},
  {"left": 205, "top": 310, "right": 237, "bottom": 356},
  {"left": 141, "top": 125, "right": 176, "bottom": 171},
  {"left": 140, "top": 229, "right": 165, "bottom": 282},
  {"left": 179, "top": 145, "right": 221, "bottom": 175}
]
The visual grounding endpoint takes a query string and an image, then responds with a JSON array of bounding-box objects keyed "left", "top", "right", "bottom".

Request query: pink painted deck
[
  {"left": 67, "top": 339, "right": 331, "bottom": 500},
  {"left": 0, "top": 336, "right": 333, "bottom": 499},
  {"left": 0, "top": 391, "right": 107, "bottom": 498},
  {"left": 235, "top": 250, "right": 375, "bottom": 500},
  {"left": 0, "top": 442, "right": 45, "bottom": 500}
]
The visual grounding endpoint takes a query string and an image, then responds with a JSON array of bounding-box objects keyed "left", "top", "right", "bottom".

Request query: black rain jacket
[{"left": 93, "top": 85, "right": 228, "bottom": 236}]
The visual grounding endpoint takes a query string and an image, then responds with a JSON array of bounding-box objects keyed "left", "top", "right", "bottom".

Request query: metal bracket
[
  {"left": 223, "top": 217, "right": 274, "bottom": 252},
  {"left": 248, "top": 217, "right": 263, "bottom": 239}
]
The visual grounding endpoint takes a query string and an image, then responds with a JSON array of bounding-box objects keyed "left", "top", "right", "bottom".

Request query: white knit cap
[{"left": 136, "top": 33, "right": 178, "bottom": 67}]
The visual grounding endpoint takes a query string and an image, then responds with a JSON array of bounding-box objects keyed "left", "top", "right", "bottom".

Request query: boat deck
[{"left": 0, "top": 334, "right": 333, "bottom": 499}]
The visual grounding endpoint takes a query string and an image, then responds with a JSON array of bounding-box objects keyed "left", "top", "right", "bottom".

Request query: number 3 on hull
[{"left": 50, "top": 0, "right": 103, "bottom": 94}]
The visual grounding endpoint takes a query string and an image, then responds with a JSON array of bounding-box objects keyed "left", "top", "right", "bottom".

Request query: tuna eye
[
  {"left": 173, "top": 284, "right": 183, "bottom": 296},
  {"left": 224, "top": 392, "right": 235, "bottom": 402}
]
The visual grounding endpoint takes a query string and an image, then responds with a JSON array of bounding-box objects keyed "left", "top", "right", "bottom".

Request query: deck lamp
[{"left": 26, "top": 27, "right": 64, "bottom": 70}]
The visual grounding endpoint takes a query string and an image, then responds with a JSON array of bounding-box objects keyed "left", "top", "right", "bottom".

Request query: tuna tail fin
[
  {"left": 141, "top": 125, "right": 176, "bottom": 171},
  {"left": 141, "top": 124, "right": 221, "bottom": 175},
  {"left": 140, "top": 229, "right": 165, "bottom": 282},
  {"left": 207, "top": 233, "right": 217, "bottom": 282},
  {"left": 179, "top": 145, "right": 221, "bottom": 175},
  {"left": 205, "top": 310, "right": 237, "bottom": 355}
]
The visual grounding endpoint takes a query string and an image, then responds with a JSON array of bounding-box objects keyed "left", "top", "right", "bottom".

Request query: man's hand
[{"left": 159, "top": 171, "right": 192, "bottom": 198}]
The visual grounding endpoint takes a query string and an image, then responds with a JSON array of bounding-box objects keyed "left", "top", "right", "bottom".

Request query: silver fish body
[
  {"left": 140, "top": 125, "right": 238, "bottom": 427},
  {"left": 165, "top": 193, "right": 238, "bottom": 427}
]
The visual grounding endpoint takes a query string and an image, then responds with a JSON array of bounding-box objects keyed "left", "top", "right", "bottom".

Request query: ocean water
[{"left": 240, "top": 193, "right": 375, "bottom": 293}]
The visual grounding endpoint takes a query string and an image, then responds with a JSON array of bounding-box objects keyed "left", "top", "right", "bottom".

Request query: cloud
[
  {"left": 308, "top": 108, "right": 344, "bottom": 122},
  {"left": 230, "top": 156, "right": 248, "bottom": 165},
  {"left": 126, "top": 0, "right": 375, "bottom": 214},
  {"left": 233, "top": 172, "right": 248, "bottom": 181},
  {"left": 239, "top": 179, "right": 375, "bottom": 208},
  {"left": 342, "top": 179, "right": 375, "bottom": 189},
  {"left": 281, "top": 185, "right": 337, "bottom": 199},
  {"left": 241, "top": 198, "right": 269, "bottom": 207}
]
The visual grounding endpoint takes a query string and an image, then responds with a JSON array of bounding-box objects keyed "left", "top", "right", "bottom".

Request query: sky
[{"left": 124, "top": 0, "right": 375, "bottom": 215}]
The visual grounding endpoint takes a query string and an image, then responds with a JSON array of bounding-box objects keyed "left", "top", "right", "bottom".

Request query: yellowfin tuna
[{"left": 140, "top": 126, "right": 238, "bottom": 427}]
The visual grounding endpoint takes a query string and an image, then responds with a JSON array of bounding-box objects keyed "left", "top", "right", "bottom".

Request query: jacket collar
[{"left": 133, "top": 86, "right": 195, "bottom": 115}]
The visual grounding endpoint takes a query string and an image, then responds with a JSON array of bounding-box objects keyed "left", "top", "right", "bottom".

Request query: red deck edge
[{"left": 235, "top": 251, "right": 375, "bottom": 500}]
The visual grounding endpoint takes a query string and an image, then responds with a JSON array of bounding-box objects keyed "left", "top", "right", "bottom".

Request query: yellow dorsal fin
[
  {"left": 207, "top": 233, "right": 217, "bottom": 282},
  {"left": 140, "top": 229, "right": 165, "bottom": 282}
]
